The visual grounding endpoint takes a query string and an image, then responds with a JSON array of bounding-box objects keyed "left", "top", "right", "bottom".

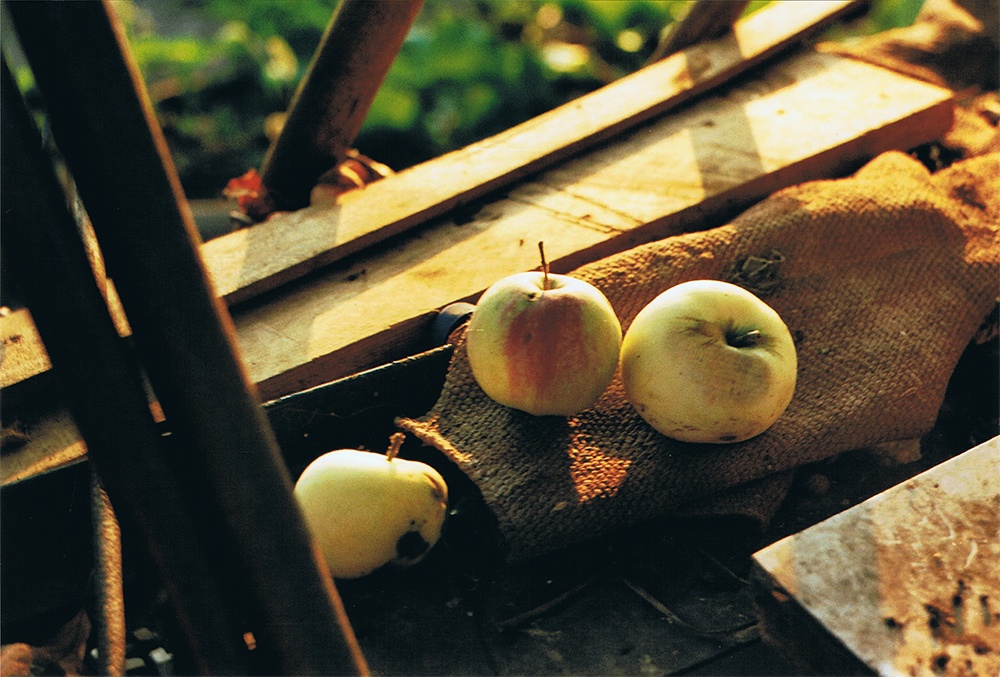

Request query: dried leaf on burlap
[{"left": 399, "top": 151, "right": 999, "bottom": 561}]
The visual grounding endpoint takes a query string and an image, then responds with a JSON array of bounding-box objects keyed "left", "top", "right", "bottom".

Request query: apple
[
  {"left": 466, "top": 243, "right": 622, "bottom": 416},
  {"left": 293, "top": 434, "right": 448, "bottom": 579},
  {"left": 620, "top": 279, "right": 797, "bottom": 443}
]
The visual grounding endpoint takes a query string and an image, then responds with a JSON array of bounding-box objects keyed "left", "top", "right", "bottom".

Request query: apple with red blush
[{"left": 465, "top": 243, "right": 622, "bottom": 416}]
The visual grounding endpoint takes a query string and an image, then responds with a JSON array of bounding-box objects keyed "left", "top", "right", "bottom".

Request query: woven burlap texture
[{"left": 398, "top": 151, "right": 999, "bottom": 561}]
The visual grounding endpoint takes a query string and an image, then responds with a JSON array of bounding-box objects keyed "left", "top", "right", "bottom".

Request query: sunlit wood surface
[
  {"left": 232, "top": 49, "right": 952, "bottom": 400},
  {"left": 0, "top": 43, "right": 952, "bottom": 483},
  {"left": 202, "top": 1, "right": 864, "bottom": 306},
  {"left": 752, "top": 436, "right": 999, "bottom": 675}
]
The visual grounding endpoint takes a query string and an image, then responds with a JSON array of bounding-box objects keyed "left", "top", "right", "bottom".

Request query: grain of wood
[
  {"left": 260, "top": 0, "right": 423, "bottom": 211},
  {"left": 233, "top": 50, "right": 953, "bottom": 400},
  {"left": 202, "top": 1, "right": 865, "bottom": 306},
  {"left": 0, "top": 50, "right": 953, "bottom": 478},
  {"left": 0, "top": 309, "right": 51, "bottom": 391},
  {"left": 649, "top": 0, "right": 750, "bottom": 62},
  {"left": 752, "top": 437, "right": 1000, "bottom": 676},
  {"left": 1, "top": 410, "right": 87, "bottom": 485}
]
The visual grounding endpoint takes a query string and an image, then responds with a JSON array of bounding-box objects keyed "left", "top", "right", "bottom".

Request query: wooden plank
[
  {"left": 0, "top": 308, "right": 50, "bottom": 391},
  {"left": 648, "top": 0, "right": 750, "bottom": 62},
  {"left": 232, "top": 50, "right": 953, "bottom": 400},
  {"left": 750, "top": 437, "right": 1000, "bottom": 676},
  {"left": 202, "top": 0, "right": 866, "bottom": 306},
  {"left": 0, "top": 410, "right": 87, "bottom": 485},
  {"left": 259, "top": 0, "right": 423, "bottom": 212},
  {"left": 0, "top": 51, "right": 954, "bottom": 477},
  {"left": 0, "top": 50, "right": 954, "bottom": 401},
  {"left": 0, "top": 255, "right": 128, "bottom": 394},
  {"left": 9, "top": 3, "right": 369, "bottom": 669}
]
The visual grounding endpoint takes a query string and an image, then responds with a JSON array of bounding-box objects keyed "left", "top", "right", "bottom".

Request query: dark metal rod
[
  {"left": 5, "top": 2, "right": 368, "bottom": 674},
  {"left": 260, "top": 0, "right": 424, "bottom": 212},
  {"left": 0, "top": 58, "right": 251, "bottom": 675},
  {"left": 649, "top": 0, "right": 751, "bottom": 62}
]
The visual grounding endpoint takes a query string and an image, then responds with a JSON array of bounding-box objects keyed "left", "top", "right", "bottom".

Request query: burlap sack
[
  {"left": 398, "top": 150, "right": 999, "bottom": 561},
  {"left": 819, "top": 0, "right": 999, "bottom": 93}
]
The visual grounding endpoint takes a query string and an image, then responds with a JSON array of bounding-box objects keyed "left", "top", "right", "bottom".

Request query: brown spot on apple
[
  {"left": 428, "top": 481, "right": 446, "bottom": 505},
  {"left": 396, "top": 530, "right": 430, "bottom": 562},
  {"left": 723, "top": 355, "right": 772, "bottom": 402}
]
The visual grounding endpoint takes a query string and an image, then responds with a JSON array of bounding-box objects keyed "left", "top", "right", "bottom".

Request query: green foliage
[
  {"left": 131, "top": 35, "right": 258, "bottom": 96},
  {"left": 198, "top": 0, "right": 331, "bottom": 56},
  {"left": 121, "top": 0, "right": 926, "bottom": 198},
  {"left": 824, "top": 0, "right": 926, "bottom": 40},
  {"left": 351, "top": 0, "right": 688, "bottom": 168}
]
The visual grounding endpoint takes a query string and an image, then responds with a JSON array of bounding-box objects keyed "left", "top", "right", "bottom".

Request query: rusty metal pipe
[
  {"left": 0, "top": 58, "right": 250, "bottom": 675},
  {"left": 260, "top": 0, "right": 424, "bottom": 211},
  {"left": 5, "top": 2, "right": 367, "bottom": 674}
]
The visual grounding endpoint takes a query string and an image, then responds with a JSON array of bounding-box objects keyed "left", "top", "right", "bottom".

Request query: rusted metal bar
[
  {"left": 5, "top": 3, "right": 368, "bottom": 674},
  {"left": 649, "top": 0, "right": 751, "bottom": 62},
  {"left": 260, "top": 0, "right": 424, "bottom": 212},
  {"left": 0, "top": 58, "right": 250, "bottom": 675}
]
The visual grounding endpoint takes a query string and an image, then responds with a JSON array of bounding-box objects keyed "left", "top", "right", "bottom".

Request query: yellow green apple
[
  {"left": 620, "top": 279, "right": 797, "bottom": 443},
  {"left": 466, "top": 245, "right": 622, "bottom": 416},
  {"left": 293, "top": 434, "right": 448, "bottom": 579}
]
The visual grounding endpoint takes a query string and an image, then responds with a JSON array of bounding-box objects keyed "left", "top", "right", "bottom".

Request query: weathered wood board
[
  {"left": 751, "top": 437, "right": 1000, "bottom": 676},
  {"left": 201, "top": 0, "right": 865, "bottom": 306},
  {"left": 232, "top": 49, "right": 953, "bottom": 400},
  {"left": 0, "top": 409, "right": 87, "bottom": 486},
  {"left": 0, "top": 48, "right": 953, "bottom": 400},
  {"left": 0, "top": 48, "right": 953, "bottom": 481},
  {"left": 0, "top": 308, "right": 50, "bottom": 391}
]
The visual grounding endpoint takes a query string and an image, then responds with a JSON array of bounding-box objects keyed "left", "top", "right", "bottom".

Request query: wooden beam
[
  {"left": 751, "top": 436, "right": 1000, "bottom": 675},
  {"left": 648, "top": 0, "right": 751, "bottom": 62},
  {"left": 1, "top": 409, "right": 86, "bottom": 486},
  {"left": 6, "top": 2, "right": 368, "bottom": 673},
  {"left": 260, "top": 0, "right": 424, "bottom": 212},
  {"left": 2, "top": 54, "right": 253, "bottom": 672},
  {"left": 231, "top": 50, "right": 953, "bottom": 400},
  {"left": 203, "top": 1, "right": 866, "bottom": 306},
  {"left": 0, "top": 49, "right": 954, "bottom": 405},
  {"left": 0, "top": 308, "right": 50, "bottom": 391}
]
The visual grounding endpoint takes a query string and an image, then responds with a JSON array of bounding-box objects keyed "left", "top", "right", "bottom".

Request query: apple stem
[
  {"left": 538, "top": 241, "right": 550, "bottom": 290},
  {"left": 386, "top": 432, "right": 405, "bottom": 461},
  {"left": 729, "top": 329, "right": 762, "bottom": 348}
]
